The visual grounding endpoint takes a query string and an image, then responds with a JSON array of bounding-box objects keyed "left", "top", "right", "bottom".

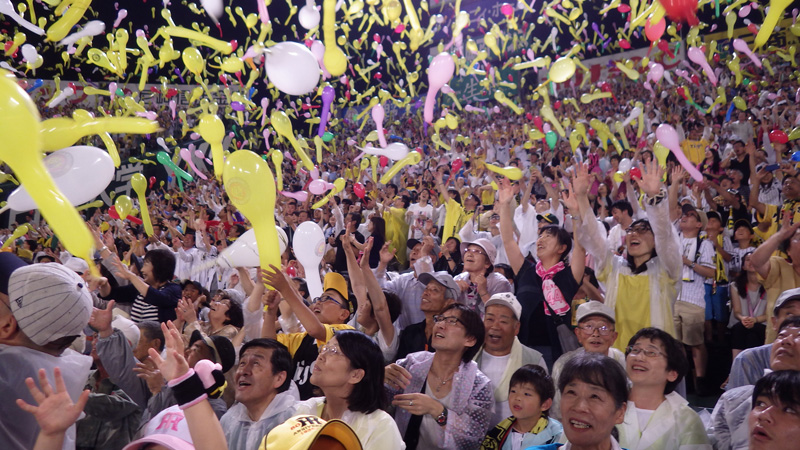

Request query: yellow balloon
[
  {"left": 733, "top": 96, "right": 747, "bottom": 111},
  {"left": 131, "top": 173, "right": 154, "bottom": 237},
  {"left": 115, "top": 195, "right": 133, "bottom": 220},
  {"left": 40, "top": 117, "right": 159, "bottom": 152},
  {"left": 653, "top": 142, "right": 670, "bottom": 167},
  {"left": 549, "top": 57, "right": 576, "bottom": 83},
  {"left": 182, "top": 47, "right": 205, "bottom": 76},
  {"left": 322, "top": 0, "right": 347, "bottom": 76},
  {"left": 613, "top": 171, "right": 624, "bottom": 183},
  {"left": 380, "top": 151, "right": 421, "bottom": 184},
  {"left": 46, "top": 0, "right": 91, "bottom": 42},
  {"left": 754, "top": 0, "right": 792, "bottom": 49},
  {"left": 161, "top": 26, "right": 235, "bottom": 54},
  {"left": 197, "top": 114, "right": 226, "bottom": 180},
  {"left": 271, "top": 110, "right": 315, "bottom": 170},
  {"left": 384, "top": 0, "right": 402, "bottom": 22},
  {"left": 271, "top": 150, "right": 284, "bottom": 191},
  {"left": 1, "top": 225, "right": 29, "bottom": 250},
  {"left": 223, "top": 150, "right": 281, "bottom": 280},
  {"left": 0, "top": 70, "right": 96, "bottom": 273},
  {"left": 485, "top": 164, "right": 523, "bottom": 181}
]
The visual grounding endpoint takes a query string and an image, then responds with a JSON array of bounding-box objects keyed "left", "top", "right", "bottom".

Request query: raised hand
[
  {"left": 636, "top": 158, "right": 665, "bottom": 198},
  {"left": 16, "top": 368, "right": 89, "bottom": 438},
  {"left": 262, "top": 264, "right": 292, "bottom": 293},
  {"left": 570, "top": 161, "right": 591, "bottom": 197},
  {"left": 89, "top": 300, "right": 116, "bottom": 338},
  {"left": 497, "top": 177, "right": 514, "bottom": 205},
  {"left": 379, "top": 241, "right": 397, "bottom": 265},
  {"left": 147, "top": 321, "right": 189, "bottom": 382}
]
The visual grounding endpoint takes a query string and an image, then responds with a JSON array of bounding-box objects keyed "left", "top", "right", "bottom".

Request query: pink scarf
[{"left": 536, "top": 260, "right": 570, "bottom": 316}]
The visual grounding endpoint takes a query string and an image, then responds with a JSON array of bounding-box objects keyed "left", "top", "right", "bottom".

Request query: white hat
[
  {"left": 485, "top": 292, "right": 523, "bottom": 320},
  {"left": 111, "top": 312, "right": 140, "bottom": 348},
  {"left": 8, "top": 263, "right": 93, "bottom": 346},
  {"left": 460, "top": 238, "right": 498, "bottom": 265},
  {"left": 576, "top": 301, "right": 616, "bottom": 324},
  {"left": 63, "top": 257, "right": 90, "bottom": 275}
]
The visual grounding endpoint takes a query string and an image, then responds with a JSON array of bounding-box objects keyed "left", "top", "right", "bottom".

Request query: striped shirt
[
  {"left": 678, "top": 235, "right": 715, "bottom": 308},
  {"left": 130, "top": 294, "right": 159, "bottom": 322}
]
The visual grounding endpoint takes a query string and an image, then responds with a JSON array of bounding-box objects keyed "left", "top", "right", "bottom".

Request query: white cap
[
  {"left": 485, "top": 292, "right": 522, "bottom": 320},
  {"left": 123, "top": 405, "right": 193, "bottom": 450},
  {"left": 112, "top": 312, "right": 140, "bottom": 349},
  {"left": 63, "top": 257, "right": 89, "bottom": 275},
  {"left": 8, "top": 263, "right": 92, "bottom": 346}
]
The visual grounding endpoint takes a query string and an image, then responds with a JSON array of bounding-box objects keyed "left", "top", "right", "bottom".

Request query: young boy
[{"left": 480, "top": 365, "right": 563, "bottom": 450}]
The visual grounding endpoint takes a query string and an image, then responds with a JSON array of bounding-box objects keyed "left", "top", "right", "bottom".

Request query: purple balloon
[
  {"left": 317, "top": 85, "right": 335, "bottom": 137},
  {"left": 231, "top": 101, "right": 246, "bottom": 112}
]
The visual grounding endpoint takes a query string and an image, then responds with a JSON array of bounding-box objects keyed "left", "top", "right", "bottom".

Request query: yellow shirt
[
  {"left": 611, "top": 273, "right": 652, "bottom": 352},
  {"left": 384, "top": 207, "right": 409, "bottom": 264},
  {"left": 442, "top": 197, "right": 466, "bottom": 243},
  {"left": 760, "top": 256, "right": 800, "bottom": 344},
  {"left": 276, "top": 323, "right": 355, "bottom": 356},
  {"left": 680, "top": 139, "right": 708, "bottom": 166}
]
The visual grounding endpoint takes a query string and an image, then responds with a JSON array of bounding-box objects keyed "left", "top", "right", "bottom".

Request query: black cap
[
  {"left": 0, "top": 252, "right": 29, "bottom": 295},
  {"left": 189, "top": 331, "right": 236, "bottom": 373}
]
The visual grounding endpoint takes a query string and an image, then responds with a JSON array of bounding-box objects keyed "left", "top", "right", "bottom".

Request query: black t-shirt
[
  {"left": 333, "top": 230, "right": 364, "bottom": 272},
  {"left": 729, "top": 155, "right": 751, "bottom": 181},
  {"left": 514, "top": 259, "right": 580, "bottom": 355},
  {"left": 395, "top": 320, "right": 431, "bottom": 362}
]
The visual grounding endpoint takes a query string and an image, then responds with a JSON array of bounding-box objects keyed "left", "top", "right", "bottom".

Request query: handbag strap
[{"left": 543, "top": 296, "right": 568, "bottom": 326}]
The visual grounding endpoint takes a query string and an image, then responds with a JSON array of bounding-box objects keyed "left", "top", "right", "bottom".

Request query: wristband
[
  {"left": 644, "top": 188, "right": 667, "bottom": 206},
  {"left": 169, "top": 368, "right": 208, "bottom": 409}
]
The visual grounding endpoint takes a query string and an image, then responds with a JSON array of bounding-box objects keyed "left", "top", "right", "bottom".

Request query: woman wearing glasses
[
  {"left": 385, "top": 304, "right": 493, "bottom": 449},
  {"left": 295, "top": 329, "right": 405, "bottom": 449},
  {"left": 569, "top": 160, "right": 683, "bottom": 352},
  {"left": 617, "top": 328, "right": 711, "bottom": 450}
]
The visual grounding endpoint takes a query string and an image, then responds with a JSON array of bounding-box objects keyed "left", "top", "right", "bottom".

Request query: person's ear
[
  {"left": 273, "top": 371, "right": 288, "bottom": 390},
  {"left": 614, "top": 401, "right": 627, "bottom": 425},
  {"left": 348, "top": 368, "right": 365, "bottom": 385},
  {"left": 540, "top": 398, "right": 553, "bottom": 412}
]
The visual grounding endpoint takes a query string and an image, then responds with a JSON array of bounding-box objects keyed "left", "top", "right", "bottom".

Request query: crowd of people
[{"left": 2, "top": 56, "right": 800, "bottom": 450}]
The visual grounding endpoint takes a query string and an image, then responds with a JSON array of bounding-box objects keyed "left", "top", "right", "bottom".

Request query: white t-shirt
[
  {"left": 407, "top": 203, "right": 434, "bottom": 239},
  {"left": 480, "top": 352, "right": 512, "bottom": 426},
  {"left": 418, "top": 381, "right": 454, "bottom": 449}
]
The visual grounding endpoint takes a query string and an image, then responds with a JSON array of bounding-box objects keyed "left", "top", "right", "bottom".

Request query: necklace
[{"left": 430, "top": 369, "right": 456, "bottom": 392}]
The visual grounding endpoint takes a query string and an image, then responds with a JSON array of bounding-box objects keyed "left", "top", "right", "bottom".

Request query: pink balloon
[
  {"left": 180, "top": 148, "right": 208, "bottom": 180},
  {"left": 687, "top": 47, "right": 717, "bottom": 86},
  {"left": 644, "top": 17, "right": 666, "bottom": 42},
  {"left": 281, "top": 191, "right": 309, "bottom": 202},
  {"left": 732, "top": 38, "right": 762, "bottom": 68},
  {"left": 308, "top": 179, "right": 328, "bottom": 195},
  {"left": 648, "top": 62, "right": 664, "bottom": 83},
  {"left": 655, "top": 124, "right": 702, "bottom": 181},
  {"left": 500, "top": 3, "right": 513, "bottom": 16},
  {"left": 424, "top": 53, "right": 455, "bottom": 124},
  {"left": 372, "top": 103, "right": 387, "bottom": 148}
]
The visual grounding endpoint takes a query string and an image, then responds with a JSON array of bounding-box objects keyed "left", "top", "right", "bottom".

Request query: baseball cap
[
  {"left": 111, "top": 312, "right": 141, "bottom": 348},
  {"left": 774, "top": 287, "right": 800, "bottom": 315},
  {"left": 188, "top": 331, "right": 236, "bottom": 373},
  {"left": 733, "top": 219, "right": 753, "bottom": 233},
  {"left": 123, "top": 405, "right": 193, "bottom": 450},
  {"left": 576, "top": 301, "right": 616, "bottom": 324},
  {"left": 8, "top": 262, "right": 93, "bottom": 346},
  {"left": 485, "top": 292, "right": 522, "bottom": 320},
  {"left": 407, "top": 238, "right": 441, "bottom": 259},
  {"left": 418, "top": 271, "right": 461, "bottom": 300},
  {"left": 63, "top": 257, "right": 89, "bottom": 275},
  {"left": 460, "top": 238, "right": 498, "bottom": 265},
  {"left": 681, "top": 204, "right": 707, "bottom": 229},
  {"left": 323, "top": 272, "right": 349, "bottom": 301},
  {"left": 261, "top": 415, "right": 362, "bottom": 450},
  {"left": 536, "top": 213, "right": 560, "bottom": 225}
]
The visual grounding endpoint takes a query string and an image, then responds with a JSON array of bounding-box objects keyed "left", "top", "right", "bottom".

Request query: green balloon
[
  {"left": 742, "top": 78, "right": 750, "bottom": 86},
  {"left": 545, "top": 130, "right": 557, "bottom": 149},
  {"left": 322, "top": 131, "right": 334, "bottom": 142}
]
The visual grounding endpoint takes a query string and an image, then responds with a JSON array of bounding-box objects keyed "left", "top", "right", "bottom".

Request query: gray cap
[
  {"left": 418, "top": 271, "right": 460, "bottom": 300},
  {"left": 485, "top": 292, "right": 522, "bottom": 320},
  {"left": 774, "top": 288, "right": 800, "bottom": 315},
  {"left": 576, "top": 301, "right": 616, "bottom": 324}
]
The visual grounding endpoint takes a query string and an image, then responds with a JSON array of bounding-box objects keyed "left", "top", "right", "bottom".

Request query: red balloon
[
  {"left": 619, "top": 39, "right": 631, "bottom": 49},
  {"left": 525, "top": 112, "right": 533, "bottom": 121},
  {"left": 354, "top": 182, "right": 366, "bottom": 199},
  {"left": 148, "top": 176, "right": 156, "bottom": 189},
  {"left": 770, "top": 129, "right": 789, "bottom": 144},
  {"left": 533, "top": 116, "right": 544, "bottom": 132},
  {"left": 286, "top": 266, "right": 297, "bottom": 277},
  {"left": 108, "top": 206, "right": 120, "bottom": 219},
  {"left": 600, "top": 82, "right": 612, "bottom": 93},
  {"left": 657, "top": 40, "right": 675, "bottom": 58},
  {"left": 554, "top": 100, "right": 562, "bottom": 110},
  {"left": 659, "top": 0, "right": 699, "bottom": 26},
  {"left": 713, "top": 53, "right": 720, "bottom": 63},
  {"left": 630, "top": 167, "right": 643, "bottom": 180},
  {"left": 379, "top": 156, "right": 389, "bottom": 168},
  {"left": 690, "top": 74, "right": 700, "bottom": 86},
  {"left": 644, "top": 17, "right": 666, "bottom": 42},
  {"left": 452, "top": 158, "right": 463, "bottom": 173},
  {"left": 127, "top": 215, "right": 143, "bottom": 225}
]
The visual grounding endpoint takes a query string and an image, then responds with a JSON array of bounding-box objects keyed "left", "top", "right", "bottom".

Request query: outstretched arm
[{"left": 497, "top": 178, "right": 524, "bottom": 275}]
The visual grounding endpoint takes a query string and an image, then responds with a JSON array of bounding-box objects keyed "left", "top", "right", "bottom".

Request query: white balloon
[
  {"left": 217, "top": 227, "right": 288, "bottom": 268},
  {"left": 6, "top": 146, "right": 114, "bottom": 211},
  {"left": 293, "top": 221, "right": 325, "bottom": 298},
  {"left": 200, "top": 0, "right": 223, "bottom": 21},
  {"left": 265, "top": 42, "right": 321, "bottom": 96},
  {"left": 358, "top": 142, "right": 410, "bottom": 161},
  {"left": 298, "top": 2, "right": 321, "bottom": 29},
  {"left": 619, "top": 157, "right": 632, "bottom": 173}
]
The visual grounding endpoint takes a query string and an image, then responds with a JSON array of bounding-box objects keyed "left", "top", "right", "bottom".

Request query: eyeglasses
[
  {"left": 626, "top": 346, "right": 666, "bottom": 358},
  {"left": 577, "top": 324, "right": 615, "bottom": 336},
  {"left": 311, "top": 295, "right": 346, "bottom": 309},
  {"left": 433, "top": 315, "right": 464, "bottom": 326},
  {"left": 319, "top": 344, "right": 342, "bottom": 357},
  {"left": 490, "top": 214, "right": 500, "bottom": 220},
  {"left": 625, "top": 223, "right": 652, "bottom": 235}
]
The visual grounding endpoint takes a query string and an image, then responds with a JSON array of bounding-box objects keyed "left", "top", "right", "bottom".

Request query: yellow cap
[
  {"left": 323, "top": 272, "right": 349, "bottom": 304},
  {"left": 260, "top": 415, "right": 362, "bottom": 450}
]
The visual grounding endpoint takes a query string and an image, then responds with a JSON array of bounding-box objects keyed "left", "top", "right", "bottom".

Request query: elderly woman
[
  {"left": 175, "top": 289, "right": 244, "bottom": 345},
  {"left": 294, "top": 329, "right": 404, "bottom": 449},
  {"left": 527, "top": 353, "right": 629, "bottom": 450},
  {"left": 454, "top": 238, "right": 513, "bottom": 316},
  {"left": 617, "top": 328, "right": 711, "bottom": 450},
  {"left": 385, "top": 304, "right": 493, "bottom": 449}
]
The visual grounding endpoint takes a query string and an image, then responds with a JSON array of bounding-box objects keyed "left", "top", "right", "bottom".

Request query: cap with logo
[
  {"left": 261, "top": 415, "right": 362, "bottom": 450},
  {"left": 418, "top": 271, "right": 461, "bottom": 300},
  {"left": 576, "top": 301, "right": 616, "bottom": 324},
  {"left": 484, "top": 292, "right": 522, "bottom": 320}
]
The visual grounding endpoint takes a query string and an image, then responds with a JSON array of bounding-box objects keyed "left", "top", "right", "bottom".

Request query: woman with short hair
[
  {"left": 385, "top": 304, "right": 493, "bottom": 449},
  {"left": 295, "top": 329, "right": 405, "bottom": 449}
]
